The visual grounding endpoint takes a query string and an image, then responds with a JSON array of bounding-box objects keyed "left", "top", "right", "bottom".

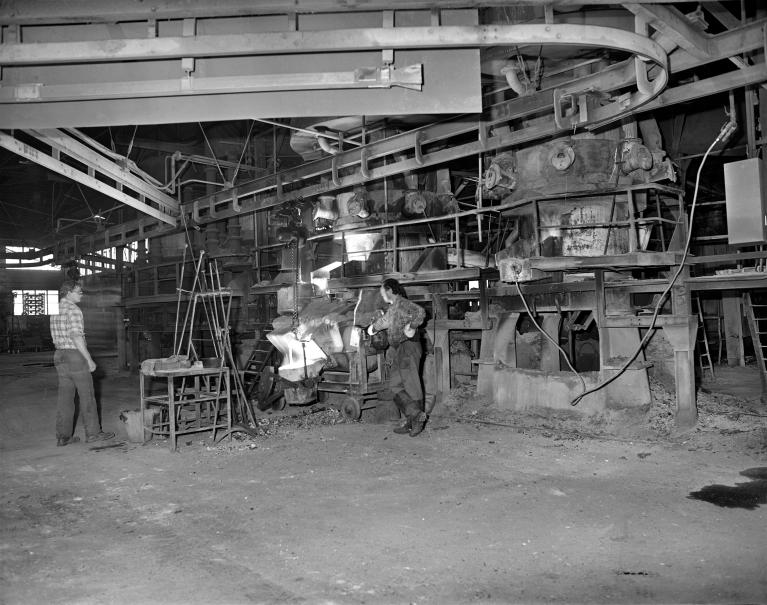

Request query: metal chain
[{"left": 290, "top": 241, "right": 299, "bottom": 333}]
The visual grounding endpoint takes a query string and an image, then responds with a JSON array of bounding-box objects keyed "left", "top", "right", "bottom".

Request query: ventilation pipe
[
  {"left": 316, "top": 133, "right": 341, "bottom": 155},
  {"left": 500, "top": 64, "right": 531, "bottom": 96}
]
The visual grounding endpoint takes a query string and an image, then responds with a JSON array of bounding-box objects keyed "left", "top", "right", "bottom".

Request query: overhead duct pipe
[{"left": 501, "top": 64, "right": 532, "bottom": 96}]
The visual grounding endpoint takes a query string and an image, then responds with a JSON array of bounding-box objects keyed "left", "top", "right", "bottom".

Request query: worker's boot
[
  {"left": 409, "top": 411, "right": 428, "bottom": 437},
  {"left": 392, "top": 393, "right": 411, "bottom": 434},
  {"left": 393, "top": 418, "right": 412, "bottom": 434}
]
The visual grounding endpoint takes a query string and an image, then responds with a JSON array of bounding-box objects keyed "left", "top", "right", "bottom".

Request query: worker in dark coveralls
[
  {"left": 368, "top": 278, "right": 428, "bottom": 436},
  {"left": 50, "top": 280, "right": 114, "bottom": 446}
]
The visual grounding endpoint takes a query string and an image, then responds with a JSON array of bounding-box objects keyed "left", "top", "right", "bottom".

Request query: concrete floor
[{"left": 1, "top": 352, "right": 766, "bottom": 604}]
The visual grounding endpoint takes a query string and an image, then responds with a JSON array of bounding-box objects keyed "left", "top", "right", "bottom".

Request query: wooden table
[{"left": 139, "top": 366, "right": 231, "bottom": 451}]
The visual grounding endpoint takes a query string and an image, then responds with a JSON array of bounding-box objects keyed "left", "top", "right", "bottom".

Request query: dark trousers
[
  {"left": 387, "top": 340, "right": 424, "bottom": 417},
  {"left": 54, "top": 349, "right": 100, "bottom": 439}
]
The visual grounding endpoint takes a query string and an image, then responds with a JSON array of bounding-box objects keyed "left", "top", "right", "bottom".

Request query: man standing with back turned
[{"left": 50, "top": 280, "right": 114, "bottom": 446}]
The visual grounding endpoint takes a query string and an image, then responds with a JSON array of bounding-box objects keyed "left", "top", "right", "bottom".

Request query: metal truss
[{"left": 0, "top": 129, "right": 179, "bottom": 225}]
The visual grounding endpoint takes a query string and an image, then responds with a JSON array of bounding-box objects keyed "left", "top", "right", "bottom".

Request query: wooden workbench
[{"left": 140, "top": 366, "right": 231, "bottom": 451}]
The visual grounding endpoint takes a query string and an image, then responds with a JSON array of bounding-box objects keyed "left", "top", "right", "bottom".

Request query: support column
[
  {"left": 540, "top": 314, "right": 562, "bottom": 372},
  {"left": 722, "top": 293, "right": 744, "bottom": 366},
  {"left": 433, "top": 328, "right": 451, "bottom": 398},
  {"left": 477, "top": 312, "right": 519, "bottom": 396},
  {"left": 116, "top": 306, "right": 127, "bottom": 371},
  {"left": 662, "top": 317, "right": 699, "bottom": 429},
  {"left": 127, "top": 328, "right": 139, "bottom": 373},
  {"left": 430, "top": 294, "right": 451, "bottom": 401}
]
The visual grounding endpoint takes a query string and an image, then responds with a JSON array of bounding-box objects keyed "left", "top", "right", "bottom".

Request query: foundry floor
[{"left": 1, "top": 352, "right": 766, "bottom": 604}]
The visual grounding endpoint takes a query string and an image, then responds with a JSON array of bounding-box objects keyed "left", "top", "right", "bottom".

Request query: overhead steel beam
[
  {"left": 0, "top": 24, "right": 667, "bottom": 66},
  {"left": 51, "top": 62, "right": 767, "bottom": 260},
  {"left": 0, "top": 131, "right": 178, "bottom": 225},
  {"left": 624, "top": 3, "right": 710, "bottom": 59},
  {"left": 0, "top": 0, "right": 698, "bottom": 25},
  {"left": 704, "top": 2, "right": 741, "bottom": 30},
  {"left": 631, "top": 63, "right": 767, "bottom": 115},
  {"left": 27, "top": 128, "right": 179, "bottom": 215},
  {"left": 0, "top": 65, "right": 423, "bottom": 103}
]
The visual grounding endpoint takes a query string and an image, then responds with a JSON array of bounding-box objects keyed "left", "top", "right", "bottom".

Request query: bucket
[{"left": 122, "top": 409, "right": 159, "bottom": 443}]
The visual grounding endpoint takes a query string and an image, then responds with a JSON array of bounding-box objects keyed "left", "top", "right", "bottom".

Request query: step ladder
[
  {"left": 693, "top": 296, "right": 715, "bottom": 380},
  {"left": 743, "top": 292, "right": 767, "bottom": 399},
  {"left": 241, "top": 336, "right": 277, "bottom": 399}
]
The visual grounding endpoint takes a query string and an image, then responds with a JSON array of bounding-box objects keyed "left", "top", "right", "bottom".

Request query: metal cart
[{"left": 316, "top": 329, "right": 389, "bottom": 419}]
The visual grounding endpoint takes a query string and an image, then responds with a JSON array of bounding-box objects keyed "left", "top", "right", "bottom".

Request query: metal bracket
[
  {"left": 478, "top": 120, "right": 489, "bottom": 149},
  {"left": 360, "top": 149, "right": 370, "bottom": 179},
  {"left": 331, "top": 155, "right": 341, "bottom": 187},
  {"left": 414, "top": 132, "right": 424, "bottom": 166},
  {"left": 232, "top": 188, "right": 242, "bottom": 213}
]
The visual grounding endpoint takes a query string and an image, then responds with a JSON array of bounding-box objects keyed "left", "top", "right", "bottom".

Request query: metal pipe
[
  {"left": 317, "top": 135, "right": 340, "bottom": 155},
  {"left": 253, "top": 118, "right": 362, "bottom": 146},
  {"left": 177, "top": 250, "right": 205, "bottom": 357},
  {"left": 172, "top": 243, "right": 188, "bottom": 357},
  {"left": 501, "top": 64, "right": 529, "bottom": 96}
]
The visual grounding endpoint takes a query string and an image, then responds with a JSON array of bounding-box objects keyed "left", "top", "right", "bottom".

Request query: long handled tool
[{"left": 172, "top": 243, "right": 188, "bottom": 357}]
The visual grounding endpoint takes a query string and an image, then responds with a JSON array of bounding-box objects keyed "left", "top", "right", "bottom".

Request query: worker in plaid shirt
[
  {"left": 368, "top": 278, "right": 428, "bottom": 437},
  {"left": 50, "top": 280, "right": 114, "bottom": 446}
]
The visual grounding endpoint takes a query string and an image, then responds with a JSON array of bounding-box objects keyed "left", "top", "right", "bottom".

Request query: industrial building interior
[{"left": 1, "top": 1, "right": 766, "bottom": 603}]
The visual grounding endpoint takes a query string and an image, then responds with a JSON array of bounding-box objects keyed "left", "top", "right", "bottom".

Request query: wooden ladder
[
  {"left": 693, "top": 296, "right": 715, "bottom": 380},
  {"left": 744, "top": 292, "right": 767, "bottom": 400},
  {"left": 242, "top": 337, "right": 277, "bottom": 399}
]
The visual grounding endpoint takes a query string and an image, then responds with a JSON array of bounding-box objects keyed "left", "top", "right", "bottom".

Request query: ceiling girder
[
  {"left": 624, "top": 3, "right": 710, "bottom": 59},
  {"left": 0, "top": 65, "right": 424, "bottom": 104},
  {"left": 704, "top": 2, "right": 741, "bottom": 30},
  {"left": 0, "top": 130, "right": 179, "bottom": 226},
  {"left": 669, "top": 20, "right": 766, "bottom": 73},
  {"left": 0, "top": 24, "right": 666, "bottom": 66},
  {"left": 27, "top": 129, "right": 179, "bottom": 216}
]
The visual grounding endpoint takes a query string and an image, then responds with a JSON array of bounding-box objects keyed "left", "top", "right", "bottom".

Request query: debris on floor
[
  {"left": 433, "top": 377, "right": 767, "bottom": 456},
  {"left": 208, "top": 405, "right": 352, "bottom": 452}
]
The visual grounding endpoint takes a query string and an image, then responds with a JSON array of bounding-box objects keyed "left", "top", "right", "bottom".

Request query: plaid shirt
[
  {"left": 371, "top": 296, "right": 425, "bottom": 346},
  {"left": 50, "top": 298, "right": 85, "bottom": 349}
]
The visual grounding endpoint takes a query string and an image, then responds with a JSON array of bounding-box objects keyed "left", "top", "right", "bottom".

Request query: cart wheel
[
  {"left": 255, "top": 367, "right": 276, "bottom": 411},
  {"left": 340, "top": 396, "right": 361, "bottom": 421},
  {"left": 271, "top": 395, "right": 286, "bottom": 411}
]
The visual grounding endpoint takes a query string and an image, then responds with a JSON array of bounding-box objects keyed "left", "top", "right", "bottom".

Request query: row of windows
[
  {"left": 3, "top": 241, "right": 146, "bottom": 276},
  {"left": 11, "top": 290, "right": 60, "bottom": 316}
]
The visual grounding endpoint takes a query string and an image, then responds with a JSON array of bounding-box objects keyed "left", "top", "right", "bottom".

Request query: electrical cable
[
  {"left": 231, "top": 119, "right": 257, "bottom": 186},
  {"left": 198, "top": 122, "right": 226, "bottom": 183},
  {"left": 568, "top": 118, "right": 736, "bottom": 406},
  {"left": 511, "top": 273, "right": 588, "bottom": 397}
]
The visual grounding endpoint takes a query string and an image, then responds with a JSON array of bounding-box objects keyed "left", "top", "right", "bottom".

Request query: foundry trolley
[{"left": 315, "top": 328, "right": 389, "bottom": 420}]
